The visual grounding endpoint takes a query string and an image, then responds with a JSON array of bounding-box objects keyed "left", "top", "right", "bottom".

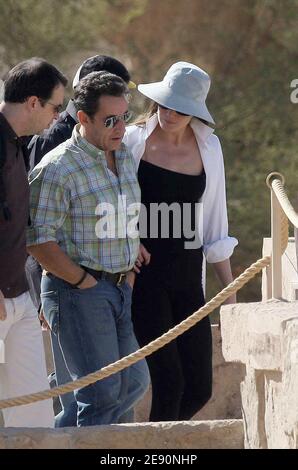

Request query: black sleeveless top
[{"left": 138, "top": 159, "right": 206, "bottom": 256}]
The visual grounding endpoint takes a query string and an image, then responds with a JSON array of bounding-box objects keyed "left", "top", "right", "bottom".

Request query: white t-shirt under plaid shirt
[{"left": 27, "top": 125, "right": 141, "bottom": 273}]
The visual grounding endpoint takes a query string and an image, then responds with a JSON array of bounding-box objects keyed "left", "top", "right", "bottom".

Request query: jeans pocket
[
  {"left": 72, "top": 282, "right": 99, "bottom": 294},
  {"left": 40, "top": 290, "right": 59, "bottom": 335}
]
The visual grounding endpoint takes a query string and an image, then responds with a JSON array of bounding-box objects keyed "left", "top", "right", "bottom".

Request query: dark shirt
[
  {"left": 28, "top": 100, "right": 77, "bottom": 169},
  {"left": 0, "top": 112, "right": 29, "bottom": 298},
  {"left": 138, "top": 159, "right": 206, "bottom": 257}
]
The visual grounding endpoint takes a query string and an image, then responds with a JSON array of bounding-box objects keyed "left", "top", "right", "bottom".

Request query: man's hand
[
  {"left": 133, "top": 244, "right": 151, "bottom": 274},
  {"left": 38, "top": 308, "right": 50, "bottom": 331},
  {"left": 0, "top": 290, "right": 7, "bottom": 321}
]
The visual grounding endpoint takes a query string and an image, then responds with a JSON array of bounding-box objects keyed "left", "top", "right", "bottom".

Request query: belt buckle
[{"left": 117, "top": 273, "right": 126, "bottom": 286}]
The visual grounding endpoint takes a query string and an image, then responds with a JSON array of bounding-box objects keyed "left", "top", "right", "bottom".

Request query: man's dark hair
[
  {"left": 73, "top": 71, "right": 128, "bottom": 119},
  {"left": 4, "top": 57, "right": 68, "bottom": 103},
  {"left": 79, "top": 55, "right": 130, "bottom": 84}
]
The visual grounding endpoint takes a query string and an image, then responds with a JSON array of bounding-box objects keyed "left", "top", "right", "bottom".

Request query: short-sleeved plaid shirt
[{"left": 27, "top": 125, "right": 141, "bottom": 273}]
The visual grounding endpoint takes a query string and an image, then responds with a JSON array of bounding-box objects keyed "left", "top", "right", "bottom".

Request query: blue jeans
[
  {"left": 51, "top": 333, "right": 135, "bottom": 426},
  {"left": 41, "top": 273, "right": 150, "bottom": 426},
  {"left": 25, "top": 256, "right": 78, "bottom": 427},
  {"left": 50, "top": 332, "right": 78, "bottom": 427}
]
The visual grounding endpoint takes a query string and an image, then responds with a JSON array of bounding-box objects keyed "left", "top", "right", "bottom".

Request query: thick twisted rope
[
  {"left": 0, "top": 255, "right": 270, "bottom": 410},
  {"left": 266, "top": 172, "right": 294, "bottom": 257},
  {"left": 272, "top": 179, "right": 298, "bottom": 229},
  {"left": 266, "top": 173, "right": 298, "bottom": 229}
]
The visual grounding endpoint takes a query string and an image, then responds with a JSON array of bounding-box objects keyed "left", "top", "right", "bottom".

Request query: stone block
[
  {"left": 221, "top": 300, "right": 298, "bottom": 448},
  {"left": 0, "top": 419, "right": 244, "bottom": 449},
  {"left": 221, "top": 300, "right": 298, "bottom": 370}
]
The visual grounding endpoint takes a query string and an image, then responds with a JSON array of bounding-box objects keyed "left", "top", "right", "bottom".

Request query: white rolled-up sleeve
[{"left": 202, "top": 135, "right": 238, "bottom": 263}]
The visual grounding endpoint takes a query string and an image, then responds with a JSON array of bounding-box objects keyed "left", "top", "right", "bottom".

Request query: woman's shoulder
[
  {"left": 191, "top": 119, "right": 222, "bottom": 153},
  {"left": 208, "top": 133, "right": 223, "bottom": 155}
]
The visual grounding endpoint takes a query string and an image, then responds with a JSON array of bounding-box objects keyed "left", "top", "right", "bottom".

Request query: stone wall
[
  {"left": 0, "top": 419, "right": 244, "bottom": 449},
  {"left": 221, "top": 300, "right": 298, "bottom": 449}
]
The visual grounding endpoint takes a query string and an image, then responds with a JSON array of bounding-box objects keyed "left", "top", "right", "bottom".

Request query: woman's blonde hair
[{"left": 131, "top": 101, "right": 158, "bottom": 127}]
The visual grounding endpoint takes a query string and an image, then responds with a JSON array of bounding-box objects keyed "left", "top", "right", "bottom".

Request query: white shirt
[{"left": 123, "top": 114, "right": 238, "bottom": 263}]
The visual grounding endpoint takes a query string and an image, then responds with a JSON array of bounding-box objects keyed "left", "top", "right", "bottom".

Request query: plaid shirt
[{"left": 27, "top": 125, "right": 141, "bottom": 273}]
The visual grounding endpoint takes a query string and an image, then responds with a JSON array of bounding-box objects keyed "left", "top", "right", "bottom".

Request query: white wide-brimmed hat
[{"left": 138, "top": 61, "right": 215, "bottom": 125}]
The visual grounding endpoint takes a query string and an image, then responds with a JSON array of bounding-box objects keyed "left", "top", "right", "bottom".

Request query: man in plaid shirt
[{"left": 27, "top": 71, "right": 150, "bottom": 426}]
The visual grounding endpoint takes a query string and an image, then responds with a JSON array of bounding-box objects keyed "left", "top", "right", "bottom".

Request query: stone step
[{"left": 0, "top": 419, "right": 243, "bottom": 449}]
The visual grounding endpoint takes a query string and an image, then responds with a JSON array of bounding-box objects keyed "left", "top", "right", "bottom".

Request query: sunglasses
[
  {"left": 104, "top": 111, "right": 132, "bottom": 129},
  {"left": 158, "top": 103, "right": 189, "bottom": 117}
]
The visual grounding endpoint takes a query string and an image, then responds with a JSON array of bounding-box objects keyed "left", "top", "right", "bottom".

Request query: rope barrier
[
  {"left": 0, "top": 171, "right": 295, "bottom": 412},
  {"left": 265, "top": 172, "right": 296, "bottom": 298},
  {"left": 0, "top": 254, "right": 270, "bottom": 410},
  {"left": 266, "top": 172, "right": 298, "bottom": 229}
]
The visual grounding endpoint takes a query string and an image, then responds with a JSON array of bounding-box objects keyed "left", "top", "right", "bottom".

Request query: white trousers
[{"left": 0, "top": 291, "right": 54, "bottom": 427}]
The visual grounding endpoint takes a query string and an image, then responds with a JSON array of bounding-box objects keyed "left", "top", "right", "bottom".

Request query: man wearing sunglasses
[
  {"left": 26, "top": 55, "right": 150, "bottom": 429},
  {"left": 25, "top": 55, "right": 140, "bottom": 428},
  {"left": 27, "top": 71, "right": 150, "bottom": 427}
]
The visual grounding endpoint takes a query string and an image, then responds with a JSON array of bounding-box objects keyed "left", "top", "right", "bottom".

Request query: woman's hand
[
  {"left": 212, "top": 259, "right": 237, "bottom": 305},
  {"left": 133, "top": 244, "right": 151, "bottom": 274}
]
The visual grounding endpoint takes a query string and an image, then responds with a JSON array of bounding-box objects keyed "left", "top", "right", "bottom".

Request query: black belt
[{"left": 82, "top": 266, "right": 128, "bottom": 286}]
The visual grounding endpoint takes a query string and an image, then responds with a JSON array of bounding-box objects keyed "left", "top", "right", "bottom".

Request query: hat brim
[{"left": 138, "top": 82, "right": 215, "bottom": 125}]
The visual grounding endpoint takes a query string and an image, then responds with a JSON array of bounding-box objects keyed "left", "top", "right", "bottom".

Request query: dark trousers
[{"left": 132, "top": 249, "right": 212, "bottom": 421}]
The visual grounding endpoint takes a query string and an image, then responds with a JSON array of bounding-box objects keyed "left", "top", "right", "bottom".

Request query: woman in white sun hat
[{"left": 124, "top": 61, "right": 238, "bottom": 421}]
